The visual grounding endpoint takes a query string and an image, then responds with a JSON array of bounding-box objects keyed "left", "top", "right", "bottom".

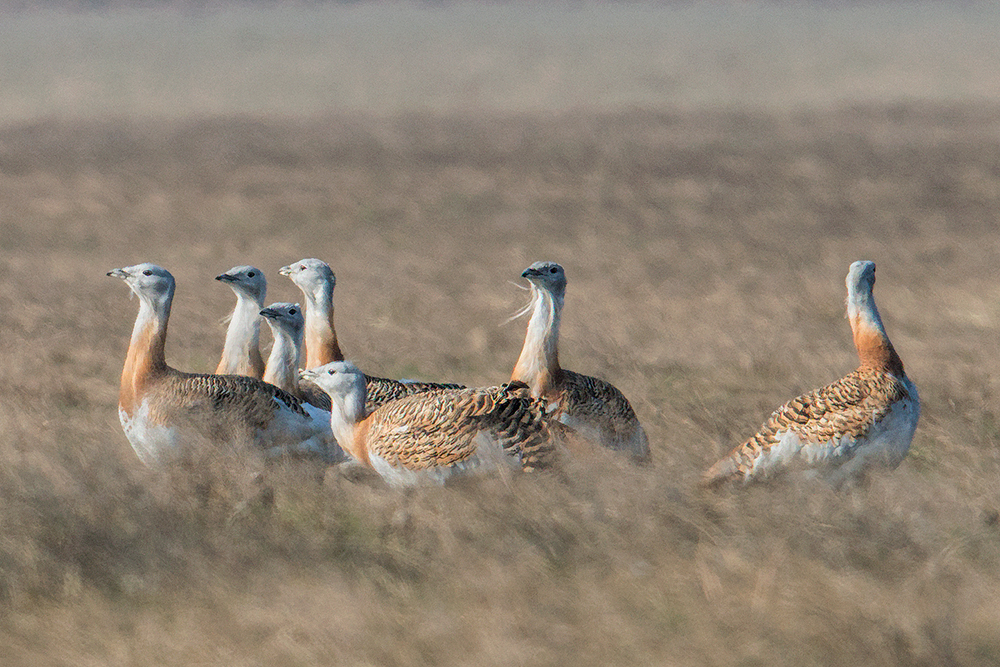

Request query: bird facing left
[{"left": 108, "top": 263, "right": 344, "bottom": 466}]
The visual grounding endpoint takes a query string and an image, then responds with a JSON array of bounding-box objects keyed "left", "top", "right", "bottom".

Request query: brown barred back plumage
[
  {"left": 299, "top": 383, "right": 332, "bottom": 412},
  {"left": 559, "top": 370, "right": 648, "bottom": 456},
  {"left": 486, "top": 381, "right": 559, "bottom": 471},
  {"left": 705, "top": 368, "right": 911, "bottom": 485},
  {"left": 145, "top": 371, "right": 308, "bottom": 437},
  {"left": 303, "top": 361, "right": 561, "bottom": 484},
  {"left": 362, "top": 381, "right": 556, "bottom": 472},
  {"left": 364, "top": 375, "right": 467, "bottom": 414},
  {"left": 702, "top": 261, "right": 921, "bottom": 487}
]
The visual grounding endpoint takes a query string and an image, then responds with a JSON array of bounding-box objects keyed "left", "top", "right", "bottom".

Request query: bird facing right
[{"left": 702, "top": 260, "right": 920, "bottom": 488}]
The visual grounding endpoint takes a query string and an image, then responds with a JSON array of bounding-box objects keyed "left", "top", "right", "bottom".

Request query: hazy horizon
[{"left": 3, "top": 2, "right": 999, "bottom": 121}]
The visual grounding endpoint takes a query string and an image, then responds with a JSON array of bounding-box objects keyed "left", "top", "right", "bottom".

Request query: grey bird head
[
  {"left": 846, "top": 260, "right": 876, "bottom": 294},
  {"left": 259, "top": 302, "right": 304, "bottom": 335},
  {"left": 279, "top": 258, "right": 336, "bottom": 301},
  {"left": 108, "top": 262, "right": 176, "bottom": 310},
  {"left": 300, "top": 360, "right": 366, "bottom": 398},
  {"left": 216, "top": 265, "right": 267, "bottom": 305},
  {"left": 521, "top": 261, "right": 566, "bottom": 299}
]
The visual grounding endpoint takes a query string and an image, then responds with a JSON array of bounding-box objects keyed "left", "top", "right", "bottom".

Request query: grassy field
[{"left": 3, "top": 3, "right": 1000, "bottom": 666}]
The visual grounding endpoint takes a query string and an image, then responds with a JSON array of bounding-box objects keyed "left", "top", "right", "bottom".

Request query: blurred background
[
  {"left": 2, "top": 2, "right": 1000, "bottom": 665},
  {"left": 4, "top": 2, "right": 1000, "bottom": 118}
]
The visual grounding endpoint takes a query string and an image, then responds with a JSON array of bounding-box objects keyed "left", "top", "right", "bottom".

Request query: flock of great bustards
[{"left": 108, "top": 258, "right": 919, "bottom": 488}]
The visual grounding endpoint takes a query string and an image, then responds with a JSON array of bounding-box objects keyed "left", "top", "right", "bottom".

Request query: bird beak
[
  {"left": 107, "top": 268, "right": 128, "bottom": 279},
  {"left": 259, "top": 307, "right": 277, "bottom": 319},
  {"left": 522, "top": 268, "right": 540, "bottom": 278},
  {"left": 278, "top": 265, "right": 293, "bottom": 276},
  {"left": 299, "top": 369, "right": 318, "bottom": 382},
  {"left": 216, "top": 273, "right": 236, "bottom": 283}
]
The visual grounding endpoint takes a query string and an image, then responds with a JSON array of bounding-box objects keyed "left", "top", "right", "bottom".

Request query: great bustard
[
  {"left": 511, "top": 261, "right": 650, "bottom": 462},
  {"left": 702, "top": 260, "right": 920, "bottom": 487},
  {"left": 302, "top": 361, "right": 557, "bottom": 487},
  {"left": 215, "top": 265, "right": 266, "bottom": 378},
  {"left": 260, "top": 302, "right": 332, "bottom": 411},
  {"left": 109, "top": 263, "right": 343, "bottom": 466},
  {"left": 279, "top": 258, "right": 464, "bottom": 412},
  {"left": 278, "top": 258, "right": 341, "bottom": 369}
]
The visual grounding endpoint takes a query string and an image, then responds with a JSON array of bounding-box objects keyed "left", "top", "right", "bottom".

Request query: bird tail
[{"left": 700, "top": 453, "right": 741, "bottom": 488}]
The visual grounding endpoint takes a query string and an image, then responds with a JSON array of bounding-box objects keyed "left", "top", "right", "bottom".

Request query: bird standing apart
[
  {"left": 279, "top": 258, "right": 464, "bottom": 412},
  {"left": 215, "top": 265, "right": 266, "bottom": 378},
  {"left": 302, "top": 361, "right": 557, "bottom": 487},
  {"left": 109, "top": 263, "right": 343, "bottom": 466},
  {"left": 511, "top": 261, "right": 650, "bottom": 462},
  {"left": 702, "top": 260, "right": 920, "bottom": 487}
]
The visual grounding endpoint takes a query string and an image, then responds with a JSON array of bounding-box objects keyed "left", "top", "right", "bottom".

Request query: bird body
[
  {"left": 702, "top": 260, "right": 919, "bottom": 487},
  {"left": 302, "top": 361, "right": 556, "bottom": 487},
  {"left": 279, "top": 257, "right": 465, "bottom": 411},
  {"left": 511, "top": 261, "right": 650, "bottom": 461},
  {"left": 215, "top": 265, "right": 266, "bottom": 378},
  {"left": 110, "top": 263, "right": 342, "bottom": 465},
  {"left": 362, "top": 375, "right": 466, "bottom": 415}
]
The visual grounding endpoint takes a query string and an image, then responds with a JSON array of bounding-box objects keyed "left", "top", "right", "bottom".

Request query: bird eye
[
  {"left": 142, "top": 270, "right": 152, "bottom": 276},
  {"left": 327, "top": 369, "right": 335, "bottom": 374},
  {"left": 247, "top": 271, "right": 255, "bottom": 278},
  {"left": 288, "top": 308, "right": 297, "bottom": 315},
  {"left": 549, "top": 267, "right": 558, "bottom": 274},
  {"left": 299, "top": 265, "right": 305, "bottom": 271}
]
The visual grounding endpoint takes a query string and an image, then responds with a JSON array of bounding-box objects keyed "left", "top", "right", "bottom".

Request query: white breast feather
[
  {"left": 119, "top": 401, "right": 179, "bottom": 466},
  {"left": 258, "top": 399, "right": 345, "bottom": 464},
  {"left": 368, "top": 432, "right": 516, "bottom": 488},
  {"left": 558, "top": 413, "right": 604, "bottom": 447},
  {"left": 749, "top": 377, "right": 920, "bottom": 484}
]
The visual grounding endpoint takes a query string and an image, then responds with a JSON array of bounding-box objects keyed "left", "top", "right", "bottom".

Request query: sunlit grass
[
  {"left": 1, "top": 103, "right": 999, "bottom": 665},
  {"left": 2, "top": 3, "right": 1000, "bottom": 662}
]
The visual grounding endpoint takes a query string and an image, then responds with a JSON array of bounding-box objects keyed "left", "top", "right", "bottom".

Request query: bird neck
[
  {"left": 303, "top": 288, "right": 343, "bottom": 368},
  {"left": 217, "top": 291, "right": 264, "bottom": 377},
  {"left": 263, "top": 327, "right": 302, "bottom": 394},
  {"left": 120, "top": 298, "right": 170, "bottom": 415},
  {"left": 327, "top": 383, "right": 369, "bottom": 465},
  {"left": 511, "top": 287, "right": 563, "bottom": 396},
  {"left": 848, "top": 288, "right": 904, "bottom": 376}
]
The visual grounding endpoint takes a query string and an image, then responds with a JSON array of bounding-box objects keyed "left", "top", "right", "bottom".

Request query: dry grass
[{"left": 1, "top": 102, "right": 1000, "bottom": 665}]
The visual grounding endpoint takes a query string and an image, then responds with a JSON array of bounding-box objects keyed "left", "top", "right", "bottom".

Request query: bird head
[
  {"left": 259, "top": 302, "right": 305, "bottom": 335},
  {"left": 521, "top": 261, "right": 566, "bottom": 299},
  {"left": 108, "top": 262, "right": 175, "bottom": 312},
  {"left": 279, "top": 258, "right": 336, "bottom": 303},
  {"left": 216, "top": 265, "right": 267, "bottom": 305}
]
